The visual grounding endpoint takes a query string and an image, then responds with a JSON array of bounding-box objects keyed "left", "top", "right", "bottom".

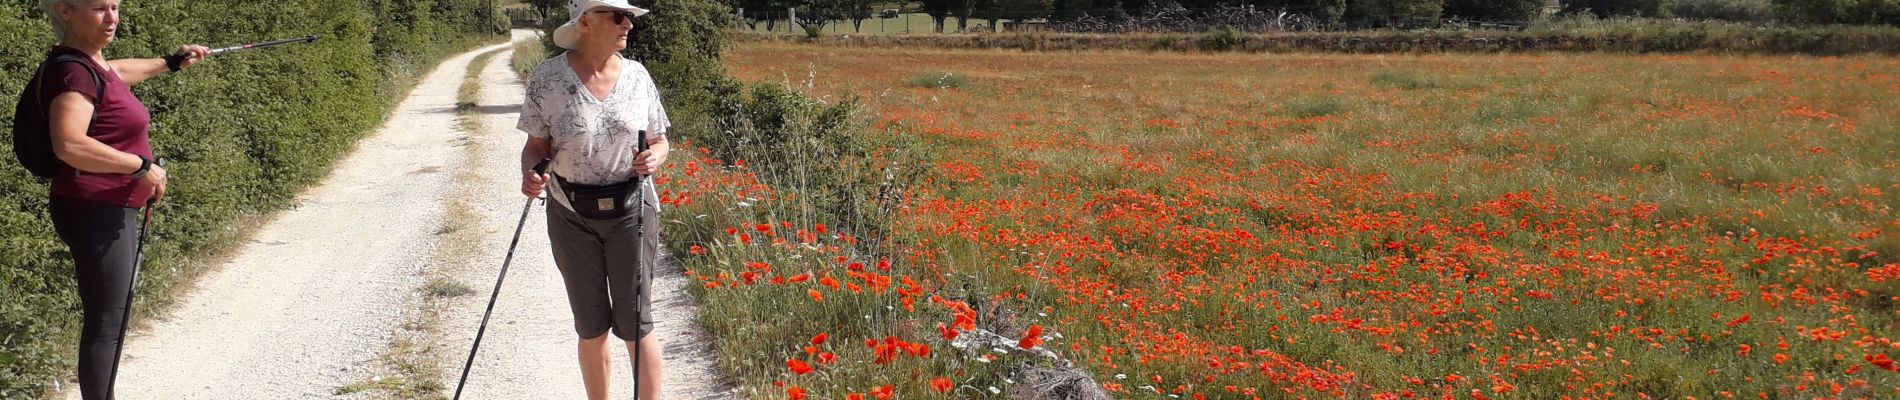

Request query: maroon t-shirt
[{"left": 38, "top": 46, "right": 154, "bottom": 208}]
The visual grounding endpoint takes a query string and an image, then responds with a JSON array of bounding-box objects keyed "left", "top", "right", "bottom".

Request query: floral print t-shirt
[{"left": 518, "top": 52, "right": 670, "bottom": 186}]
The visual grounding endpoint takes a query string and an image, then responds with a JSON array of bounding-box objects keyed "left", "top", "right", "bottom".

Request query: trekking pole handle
[
  {"left": 144, "top": 157, "right": 165, "bottom": 207},
  {"left": 532, "top": 159, "right": 550, "bottom": 201},
  {"left": 636, "top": 130, "right": 649, "bottom": 179}
]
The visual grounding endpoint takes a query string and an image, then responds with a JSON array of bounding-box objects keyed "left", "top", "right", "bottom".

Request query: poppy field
[{"left": 661, "top": 44, "right": 1900, "bottom": 399}]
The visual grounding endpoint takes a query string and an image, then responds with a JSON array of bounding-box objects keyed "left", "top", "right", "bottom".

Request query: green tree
[
  {"left": 1442, "top": 0, "right": 1546, "bottom": 21},
  {"left": 622, "top": 0, "right": 736, "bottom": 130},
  {"left": 1562, "top": 0, "right": 1666, "bottom": 17},
  {"left": 922, "top": 0, "right": 958, "bottom": 31},
  {"left": 844, "top": 0, "right": 877, "bottom": 31},
  {"left": 1670, "top": 0, "right": 1773, "bottom": 21},
  {"left": 1774, "top": 0, "right": 1900, "bottom": 23},
  {"left": 953, "top": 0, "right": 989, "bottom": 31},
  {"left": 1345, "top": 0, "right": 1445, "bottom": 27},
  {"left": 790, "top": 0, "right": 851, "bottom": 36},
  {"left": 724, "top": 0, "right": 789, "bottom": 30},
  {"left": 1047, "top": 0, "right": 1125, "bottom": 21},
  {"left": 977, "top": 0, "right": 1052, "bottom": 31}
]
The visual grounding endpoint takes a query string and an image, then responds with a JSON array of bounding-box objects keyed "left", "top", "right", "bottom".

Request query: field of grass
[{"left": 668, "top": 43, "right": 1900, "bottom": 399}]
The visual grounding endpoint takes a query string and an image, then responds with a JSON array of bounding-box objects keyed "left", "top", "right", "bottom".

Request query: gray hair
[{"left": 42, "top": 0, "right": 96, "bottom": 43}]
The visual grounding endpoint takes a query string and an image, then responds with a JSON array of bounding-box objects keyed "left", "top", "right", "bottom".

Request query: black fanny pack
[{"left": 555, "top": 173, "right": 641, "bottom": 220}]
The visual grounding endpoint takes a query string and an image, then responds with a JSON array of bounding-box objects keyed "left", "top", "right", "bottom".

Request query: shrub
[{"left": 1197, "top": 25, "right": 1245, "bottom": 51}]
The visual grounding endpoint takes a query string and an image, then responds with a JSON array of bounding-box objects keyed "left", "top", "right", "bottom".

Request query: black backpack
[{"left": 10, "top": 53, "right": 104, "bottom": 179}]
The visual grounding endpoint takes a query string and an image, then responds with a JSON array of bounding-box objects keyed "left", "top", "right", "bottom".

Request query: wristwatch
[{"left": 130, "top": 156, "right": 152, "bottom": 179}]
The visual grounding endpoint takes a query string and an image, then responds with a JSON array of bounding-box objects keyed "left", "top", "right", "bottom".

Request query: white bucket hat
[{"left": 553, "top": 0, "right": 650, "bottom": 50}]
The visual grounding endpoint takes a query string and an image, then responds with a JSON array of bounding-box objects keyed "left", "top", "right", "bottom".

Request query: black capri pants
[{"left": 49, "top": 195, "right": 140, "bottom": 400}]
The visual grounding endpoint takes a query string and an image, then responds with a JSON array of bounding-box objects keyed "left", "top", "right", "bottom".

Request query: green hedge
[{"left": 0, "top": 0, "right": 503, "bottom": 397}]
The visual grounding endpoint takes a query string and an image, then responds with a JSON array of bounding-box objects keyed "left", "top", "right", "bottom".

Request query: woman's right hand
[
  {"left": 522, "top": 169, "right": 547, "bottom": 198},
  {"left": 143, "top": 165, "right": 167, "bottom": 205}
]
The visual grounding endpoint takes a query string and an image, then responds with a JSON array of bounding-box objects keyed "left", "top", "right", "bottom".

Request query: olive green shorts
[{"left": 545, "top": 191, "right": 660, "bottom": 341}]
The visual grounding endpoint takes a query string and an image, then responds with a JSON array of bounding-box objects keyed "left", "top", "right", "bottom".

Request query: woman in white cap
[{"left": 516, "top": 0, "right": 670, "bottom": 398}]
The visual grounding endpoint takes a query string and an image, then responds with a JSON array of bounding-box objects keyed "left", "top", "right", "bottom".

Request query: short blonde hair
[{"left": 43, "top": 0, "right": 97, "bottom": 42}]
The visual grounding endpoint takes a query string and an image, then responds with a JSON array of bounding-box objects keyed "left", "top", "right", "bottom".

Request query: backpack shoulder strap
[
  {"left": 45, "top": 54, "right": 106, "bottom": 103},
  {"left": 34, "top": 53, "right": 106, "bottom": 153}
]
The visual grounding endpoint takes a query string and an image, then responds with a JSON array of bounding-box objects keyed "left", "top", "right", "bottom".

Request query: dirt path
[{"left": 64, "top": 32, "right": 732, "bottom": 400}]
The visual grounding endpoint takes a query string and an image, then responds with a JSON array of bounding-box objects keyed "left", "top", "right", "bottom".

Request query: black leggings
[{"left": 49, "top": 196, "right": 141, "bottom": 400}]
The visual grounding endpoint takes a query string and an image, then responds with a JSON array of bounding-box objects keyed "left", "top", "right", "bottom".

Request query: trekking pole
[
  {"left": 162, "top": 35, "right": 320, "bottom": 67},
  {"left": 205, "top": 35, "right": 321, "bottom": 55},
  {"left": 106, "top": 158, "right": 162, "bottom": 399},
  {"left": 452, "top": 159, "right": 549, "bottom": 400},
  {"left": 633, "top": 130, "right": 649, "bottom": 400}
]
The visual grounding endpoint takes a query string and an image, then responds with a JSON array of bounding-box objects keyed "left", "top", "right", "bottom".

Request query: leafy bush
[
  {"left": 0, "top": 0, "right": 501, "bottom": 397},
  {"left": 1197, "top": 25, "right": 1245, "bottom": 51},
  {"left": 703, "top": 81, "right": 924, "bottom": 243},
  {"left": 622, "top": 0, "right": 737, "bottom": 142}
]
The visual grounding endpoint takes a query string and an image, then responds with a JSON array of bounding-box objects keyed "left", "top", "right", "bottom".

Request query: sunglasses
[{"left": 590, "top": 10, "right": 639, "bottom": 25}]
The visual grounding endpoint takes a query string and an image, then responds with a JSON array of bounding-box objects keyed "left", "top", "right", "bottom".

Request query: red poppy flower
[{"left": 1019, "top": 324, "right": 1044, "bottom": 349}]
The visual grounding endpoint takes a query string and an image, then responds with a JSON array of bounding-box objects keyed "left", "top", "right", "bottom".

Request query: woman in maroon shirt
[{"left": 35, "top": 1, "right": 208, "bottom": 399}]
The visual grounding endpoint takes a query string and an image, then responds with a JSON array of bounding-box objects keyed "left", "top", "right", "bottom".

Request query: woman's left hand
[
  {"left": 175, "top": 45, "right": 211, "bottom": 69},
  {"left": 633, "top": 143, "right": 667, "bottom": 176}
]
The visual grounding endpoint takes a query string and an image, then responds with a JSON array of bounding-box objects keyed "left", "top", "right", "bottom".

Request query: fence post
[{"left": 789, "top": 7, "right": 797, "bottom": 32}]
